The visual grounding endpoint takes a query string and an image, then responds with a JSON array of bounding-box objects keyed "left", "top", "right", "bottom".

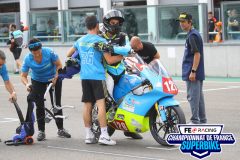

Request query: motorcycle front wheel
[{"left": 149, "top": 105, "right": 186, "bottom": 146}]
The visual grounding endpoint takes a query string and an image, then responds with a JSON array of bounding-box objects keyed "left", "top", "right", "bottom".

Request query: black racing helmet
[{"left": 103, "top": 9, "right": 125, "bottom": 34}]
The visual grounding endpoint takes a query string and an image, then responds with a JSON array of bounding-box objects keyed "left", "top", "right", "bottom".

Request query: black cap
[{"left": 176, "top": 12, "right": 192, "bottom": 21}]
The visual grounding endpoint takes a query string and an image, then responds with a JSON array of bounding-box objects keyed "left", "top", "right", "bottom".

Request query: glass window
[
  {"left": 118, "top": 7, "right": 148, "bottom": 41},
  {"left": 29, "top": 8, "right": 102, "bottom": 43},
  {"left": 157, "top": 5, "right": 199, "bottom": 42},
  {"left": 63, "top": 9, "right": 99, "bottom": 42},
  {"left": 0, "top": 13, "right": 16, "bottom": 43},
  {"left": 29, "top": 11, "right": 62, "bottom": 43},
  {"left": 222, "top": 2, "right": 240, "bottom": 41}
]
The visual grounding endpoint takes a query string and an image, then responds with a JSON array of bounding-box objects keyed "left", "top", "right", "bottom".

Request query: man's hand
[
  {"left": 26, "top": 83, "right": 32, "bottom": 92},
  {"left": 189, "top": 72, "right": 196, "bottom": 81},
  {"left": 9, "top": 92, "right": 17, "bottom": 103},
  {"left": 93, "top": 42, "right": 114, "bottom": 53},
  {"left": 128, "top": 49, "right": 136, "bottom": 56},
  {"left": 52, "top": 75, "right": 58, "bottom": 86}
]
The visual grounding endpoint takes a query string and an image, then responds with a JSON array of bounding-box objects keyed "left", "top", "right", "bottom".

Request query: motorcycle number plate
[
  {"left": 162, "top": 77, "right": 178, "bottom": 95},
  {"left": 110, "top": 120, "right": 129, "bottom": 131}
]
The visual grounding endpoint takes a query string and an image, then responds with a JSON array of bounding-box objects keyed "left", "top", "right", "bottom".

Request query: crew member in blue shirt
[
  {"left": 21, "top": 38, "right": 71, "bottom": 141},
  {"left": 67, "top": 15, "right": 123, "bottom": 145},
  {"left": 0, "top": 50, "right": 17, "bottom": 142},
  {"left": 0, "top": 50, "right": 17, "bottom": 102}
]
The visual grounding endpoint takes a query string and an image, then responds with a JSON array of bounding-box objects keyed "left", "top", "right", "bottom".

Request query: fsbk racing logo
[{"left": 162, "top": 77, "right": 178, "bottom": 95}]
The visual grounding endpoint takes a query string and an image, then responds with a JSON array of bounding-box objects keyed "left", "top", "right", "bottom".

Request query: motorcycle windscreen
[
  {"left": 148, "top": 59, "right": 169, "bottom": 78},
  {"left": 148, "top": 60, "right": 178, "bottom": 95}
]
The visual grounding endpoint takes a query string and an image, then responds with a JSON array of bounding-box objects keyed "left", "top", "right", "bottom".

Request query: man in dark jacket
[{"left": 177, "top": 12, "right": 207, "bottom": 124}]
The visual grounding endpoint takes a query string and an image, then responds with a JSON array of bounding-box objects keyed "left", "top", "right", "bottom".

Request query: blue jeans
[{"left": 186, "top": 80, "right": 207, "bottom": 124}]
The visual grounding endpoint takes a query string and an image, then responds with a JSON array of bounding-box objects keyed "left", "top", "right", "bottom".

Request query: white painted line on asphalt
[
  {"left": 0, "top": 118, "right": 19, "bottom": 123},
  {"left": 179, "top": 100, "right": 188, "bottom": 103},
  {"left": 203, "top": 86, "right": 240, "bottom": 92},
  {"left": 173, "top": 80, "right": 240, "bottom": 84},
  {"left": 146, "top": 147, "right": 179, "bottom": 151},
  {"left": 179, "top": 86, "right": 240, "bottom": 93},
  {"left": 47, "top": 146, "right": 167, "bottom": 160}
]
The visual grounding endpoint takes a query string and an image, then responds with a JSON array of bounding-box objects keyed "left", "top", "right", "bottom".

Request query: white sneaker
[
  {"left": 85, "top": 137, "right": 97, "bottom": 144},
  {"left": 98, "top": 135, "right": 116, "bottom": 145},
  {"left": 85, "top": 133, "right": 97, "bottom": 144}
]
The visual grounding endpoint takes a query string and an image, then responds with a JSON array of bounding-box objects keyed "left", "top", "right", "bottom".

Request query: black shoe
[
  {"left": 57, "top": 128, "right": 71, "bottom": 138},
  {"left": 14, "top": 71, "right": 20, "bottom": 74},
  {"left": 124, "top": 132, "right": 143, "bottom": 139},
  {"left": 37, "top": 131, "right": 46, "bottom": 141}
]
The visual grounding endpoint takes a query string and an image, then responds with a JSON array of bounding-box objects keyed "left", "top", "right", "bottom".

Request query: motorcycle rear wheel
[
  {"left": 149, "top": 105, "right": 186, "bottom": 146},
  {"left": 92, "top": 104, "right": 115, "bottom": 139}
]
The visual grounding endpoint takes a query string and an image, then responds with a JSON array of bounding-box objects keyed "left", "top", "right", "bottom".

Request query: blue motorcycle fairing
[
  {"left": 113, "top": 74, "right": 142, "bottom": 102},
  {"left": 158, "top": 97, "right": 180, "bottom": 108},
  {"left": 118, "top": 89, "right": 168, "bottom": 116}
]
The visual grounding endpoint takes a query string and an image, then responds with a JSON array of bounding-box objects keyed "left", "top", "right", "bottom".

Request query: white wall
[{"left": 155, "top": 44, "right": 240, "bottom": 77}]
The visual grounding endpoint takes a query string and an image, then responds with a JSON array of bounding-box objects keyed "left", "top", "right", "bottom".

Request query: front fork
[{"left": 154, "top": 103, "right": 167, "bottom": 123}]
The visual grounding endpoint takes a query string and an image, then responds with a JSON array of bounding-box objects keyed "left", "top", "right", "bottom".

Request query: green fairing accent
[{"left": 108, "top": 108, "right": 149, "bottom": 133}]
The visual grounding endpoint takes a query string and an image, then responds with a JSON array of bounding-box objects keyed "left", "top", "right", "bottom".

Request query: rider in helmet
[{"left": 96, "top": 9, "right": 143, "bottom": 140}]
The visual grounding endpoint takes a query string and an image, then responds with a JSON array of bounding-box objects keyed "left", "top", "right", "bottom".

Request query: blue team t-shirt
[
  {"left": 74, "top": 34, "right": 107, "bottom": 80},
  {"left": 22, "top": 47, "right": 59, "bottom": 82},
  {"left": 0, "top": 64, "right": 9, "bottom": 81}
]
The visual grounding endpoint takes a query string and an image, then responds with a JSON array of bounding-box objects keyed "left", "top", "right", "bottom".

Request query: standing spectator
[
  {"left": 213, "top": 21, "right": 223, "bottom": 43},
  {"left": 21, "top": 38, "right": 71, "bottom": 141},
  {"left": 177, "top": 12, "right": 207, "bottom": 124},
  {"left": 123, "top": 9, "right": 138, "bottom": 40},
  {"left": 208, "top": 11, "right": 217, "bottom": 42},
  {"left": 7, "top": 24, "right": 23, "bottom": 74},
  {"left": 227, "top": 10, "right": 232, "bottom": 32},
  {"left": 227, "top": 9, "right": 240, "bottom": 40},
  {"left": 130, "top": 36, "right": 160, "bottom": 64}
]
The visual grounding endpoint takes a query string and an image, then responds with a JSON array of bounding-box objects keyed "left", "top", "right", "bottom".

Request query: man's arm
[
  {"left": 4, "top": 80, "right": 16, "bottom": 101},
  {"left": 52, "top": 59, "right": 63, "bottom": 85},
  {"left": 189, "top": 35, "right": 201, "bottom": 81},
  {"left": 154, "top": 52, "right": 160, "bottom": 60},
  {"left": 103, "top": 53, "right": 123, "bottom": 65},
  {"left": 4, "top": 80, "right": 14, "bottom": 93},
  {"left": 54, "top": 59, "right": 63, "bottom": 71},
  {"left": 67, "top": 47, "right": 76, "bottom": 57},
  {"left": 113, "top": 35, "right": 131, "bottom": 56},
  {"left": 21, "top": 72, "right": 31, "bottom": 92}
]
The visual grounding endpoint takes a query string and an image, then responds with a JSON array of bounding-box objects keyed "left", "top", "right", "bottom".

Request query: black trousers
[{"left": 28, "top": 79, "right": 63, "bottom": 132}]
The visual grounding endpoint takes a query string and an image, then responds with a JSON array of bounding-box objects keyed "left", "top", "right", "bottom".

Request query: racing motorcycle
[{"left": 92, "top": 54, "right": 186, "bottom": 146}]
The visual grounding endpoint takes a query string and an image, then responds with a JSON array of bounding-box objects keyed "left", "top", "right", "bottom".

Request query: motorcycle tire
[{"left": 149, "top": 105, "right": 186, "bottom": 146}]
